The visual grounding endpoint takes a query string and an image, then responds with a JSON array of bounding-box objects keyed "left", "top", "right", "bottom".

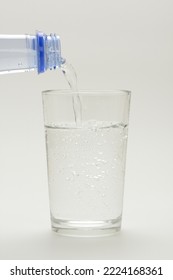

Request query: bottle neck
[
  {"left": 0, "top": 32, "right": 64, "bottom": 75},
  {"left": 36, "top": 32, "right": 65, "bottom": 74}
]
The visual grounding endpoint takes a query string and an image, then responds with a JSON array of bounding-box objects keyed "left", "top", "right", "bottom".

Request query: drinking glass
[{"left": 42, "top": 90, "right": 131, "bottom": 237}]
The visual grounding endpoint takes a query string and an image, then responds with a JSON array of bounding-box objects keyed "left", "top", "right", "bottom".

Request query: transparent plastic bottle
[{"left": 0, "top": 31, "right": 65, "bottom": 74}]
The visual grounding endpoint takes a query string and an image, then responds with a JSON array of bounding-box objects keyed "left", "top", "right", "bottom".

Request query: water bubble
[
  {"left": 97, "top": 174, "right": 102, "bottom": 179},
  {"left": 72, "top": 170, "right": 79, "bottom": 176},
  {"left": 97, "top": 159, "right": 106, "bottom": 164}
]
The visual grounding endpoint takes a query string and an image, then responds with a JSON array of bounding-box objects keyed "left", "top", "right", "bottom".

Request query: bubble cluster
[{"left": 45, "top": 121, "right": 128, "bottom": 221}]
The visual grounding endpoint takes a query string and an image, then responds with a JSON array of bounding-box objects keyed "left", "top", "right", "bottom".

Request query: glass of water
[{"left": 42, "top": 90, "right": 131, "bottom": 237}]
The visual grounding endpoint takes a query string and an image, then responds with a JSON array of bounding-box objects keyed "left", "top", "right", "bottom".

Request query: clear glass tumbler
[{"left": 42, "top": 90, "right": 131, "bottom": 237}]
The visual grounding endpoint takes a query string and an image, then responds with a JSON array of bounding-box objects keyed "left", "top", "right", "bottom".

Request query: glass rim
[{"left": 42, "top": 89, "right": 131, "bottom": 96}]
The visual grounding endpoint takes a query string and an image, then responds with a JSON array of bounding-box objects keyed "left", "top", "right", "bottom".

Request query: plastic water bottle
[{"left": 0, "top": 31, "right": 64, "bottom": 74}]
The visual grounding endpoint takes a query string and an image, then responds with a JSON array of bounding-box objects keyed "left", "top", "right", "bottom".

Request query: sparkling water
[
  {"left": 61, "top": 61, "right": 82, "bottom": 126},
  {"left": 45, "top": 121, "right": 128, "bottom": 225}
]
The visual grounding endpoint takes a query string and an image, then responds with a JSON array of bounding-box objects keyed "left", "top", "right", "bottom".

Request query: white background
[{"left": 0, "top": 0, "right": 173, "bottom": 259}]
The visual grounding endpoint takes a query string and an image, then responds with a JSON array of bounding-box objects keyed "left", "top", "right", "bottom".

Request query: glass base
[{"left": 51, "top": 216, "right": 121, "bottom": 237}]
